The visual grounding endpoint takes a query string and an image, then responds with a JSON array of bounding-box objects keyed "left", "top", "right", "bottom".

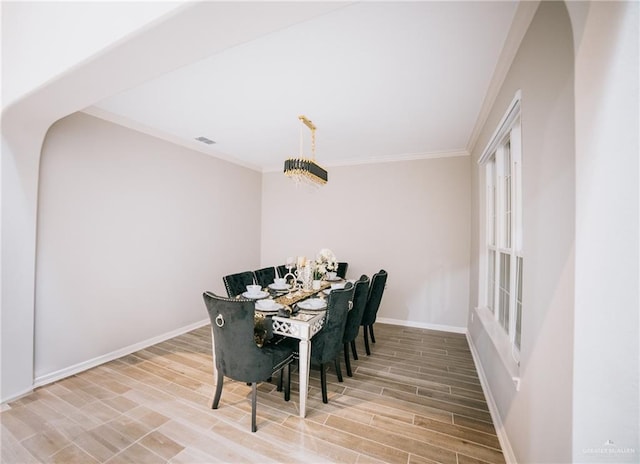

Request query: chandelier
[{"left": 283, "top": 115, "right": 328, "bottom": 186}]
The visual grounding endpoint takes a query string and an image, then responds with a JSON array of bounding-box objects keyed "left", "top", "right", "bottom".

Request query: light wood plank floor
[{"left": 1, "top": 323, "right": 504, "bottom": 464}]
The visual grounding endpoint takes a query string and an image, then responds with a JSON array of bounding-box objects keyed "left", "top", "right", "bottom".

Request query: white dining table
[{"left": 271, "top": 310, "right": 326, "bottom": 418}]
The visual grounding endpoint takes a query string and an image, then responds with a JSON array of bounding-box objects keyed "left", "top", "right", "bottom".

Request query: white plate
[
  {"left": 268, "top": 283, "right": 290, "bottom": 291},
  {"left": 255, "top": 309, "right": 279, "bottom": 315},
  {"left": 322, "top": 289, "right": 332, "bottom": 295},
  {"left": 255, "top": 301, "right": 283, "bottom": 311},
  {"left": 298, "top": 298, "right": 327, "bottom": 310},
  {"left": 242, "top": 291, "right": 268, "bottom": 299},
  {"left": 325, "top": 276, "right": 343, "bottom": 282}
]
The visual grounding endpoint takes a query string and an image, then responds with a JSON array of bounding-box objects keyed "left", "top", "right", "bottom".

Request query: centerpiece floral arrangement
[{"left": 313, "top": 248, "right": 337, "bottom": 280}]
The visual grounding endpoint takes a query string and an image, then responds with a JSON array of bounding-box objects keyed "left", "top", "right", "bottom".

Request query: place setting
[
  {"left": 268, "top": 277, "right": 291, "bottom": 293},
  {"left": 297, "top": 297, "right": 327, "bottom": 312},
  {"left": 242, "top": 284, "right": 268, "bottom": 300},
  {"left": 324, "top": 271, "right": 343, "bottom": 282},
  {"left": 322, "top": 281, "right": 346, "bottom": 296},
  {"left": 254, "top": 297, "right": 283, "bottom": 315}
]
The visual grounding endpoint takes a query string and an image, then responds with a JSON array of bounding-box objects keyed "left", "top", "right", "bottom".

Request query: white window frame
[{"left": 476, "top": 90, "right": 523, "bottom": 383}]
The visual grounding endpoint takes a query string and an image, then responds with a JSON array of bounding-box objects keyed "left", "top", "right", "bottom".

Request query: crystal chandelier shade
[{"left": 283, "top": 115, "right": 328, "bottom": 186}]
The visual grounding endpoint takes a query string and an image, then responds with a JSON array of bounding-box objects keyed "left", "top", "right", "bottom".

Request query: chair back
[
  {"left": 311, "top": 282, "right": 354, "bottom": 365},
  {"left": 342, "top": 275, "right": 370, "bottom": 344},
  {"left": 336, "top": 262, "right": 349, "bottom": 279},
  {"left": 253, "top": 267, "right": 276, "bottom": 289},
  {"left": 277, "top": 265, "right": 288, "bottom": 278},
  {"left": 361, "top": 270, "right": 388, "bottom": 326},
  {"left": 223, "top": 271, "right": 255, "bottom": 298},
  {"left": 203, "top": 292, "right": 283, "bottom": 382}
]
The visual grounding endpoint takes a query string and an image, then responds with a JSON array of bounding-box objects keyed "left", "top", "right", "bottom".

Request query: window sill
[{"left": 474, "top": 306, "right": 521, "bottom": 390}]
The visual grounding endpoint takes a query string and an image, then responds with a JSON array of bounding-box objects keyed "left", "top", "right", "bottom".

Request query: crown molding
[
  {"left": 81, "top": 106, "right": 264, "bottom": 172},
  {"left": 82, "top": 106, "right": 469, "bottom": 174}
]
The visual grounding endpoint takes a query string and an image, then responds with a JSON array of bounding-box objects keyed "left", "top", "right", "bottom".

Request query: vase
[
  {"left": 301, "top": 265, "right": 313, "bottom": 291},
  {"left": 312, "top": 279, "right": 321, "bottom": 291}
]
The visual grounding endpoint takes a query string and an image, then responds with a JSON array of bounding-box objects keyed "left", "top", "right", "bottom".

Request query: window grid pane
[
  {"left": 487, "top": 160, "right": 497, "bottom": 247},
  {"left": 499, "top": 252, "right": 510, "bottom": 332},
  {"left": 502, "top": 140, "right": 512, "bottom": 249},
  {"left": 488, "top": 249, "right": 496, "bottom": 313},
  {"left": 515, "top": 257, "right": 523, "bottom": 350}
]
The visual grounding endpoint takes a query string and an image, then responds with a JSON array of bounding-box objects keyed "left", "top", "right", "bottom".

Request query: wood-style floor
[{"left": 1, "top": 323, "right": 505, "bottom": 464}]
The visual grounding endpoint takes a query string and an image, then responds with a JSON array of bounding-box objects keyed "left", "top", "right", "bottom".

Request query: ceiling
[{"left": 86, "top": 1, "right": 519, "bottom": 172}]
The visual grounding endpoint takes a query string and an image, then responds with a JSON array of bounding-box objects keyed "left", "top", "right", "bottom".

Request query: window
[{"left": 479, "top": 91, "right": 523, "bottom": 358}]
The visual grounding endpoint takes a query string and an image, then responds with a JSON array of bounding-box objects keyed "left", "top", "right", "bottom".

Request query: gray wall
[
  {"left": 468, "top": 2, "right": 575, "bottom": 462},
  {"left": 261, "top": 156, "right": 471, "bottom": 331},
  {"left": 571, "top": 1, "right": 639, "bottom": 461},
  {"left": 34, "top": 112, "right": 262, "bottom": 382},
  {"left": 34, "top": 113, "right": 472, "bottom": 385},
  {"left": 468, "top": 2, "right": 639, "bottom": 462}
]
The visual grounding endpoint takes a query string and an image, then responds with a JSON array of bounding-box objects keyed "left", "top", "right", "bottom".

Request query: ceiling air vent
[{"left": 195, "top": 136, "right": 216, "bottom": 145}]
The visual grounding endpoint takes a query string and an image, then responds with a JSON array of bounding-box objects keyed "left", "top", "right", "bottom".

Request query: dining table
[{"left": 254, "top": 279, "right": 343, "bottom": 418}]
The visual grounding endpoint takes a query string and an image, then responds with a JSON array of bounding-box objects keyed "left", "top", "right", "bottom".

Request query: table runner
[
  {"left": 273, "top": 281, "right": 332, "bottom": 306},
  {"left": 254, "top": 279, "right": 343, "bottom": 346}
]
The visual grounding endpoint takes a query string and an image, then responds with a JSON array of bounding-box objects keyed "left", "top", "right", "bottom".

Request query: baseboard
[
  {"left": 466, "top": 333, "right": 518, "bottom": 464},
  {"left": 32, "top": 318, "right": 210, "bottom": 389},
  {"left": 0, "top": 386, "right": 38, "bottom": 406},
  {"left": 376, "top": 317, "right": 467, "bottom": 334}
]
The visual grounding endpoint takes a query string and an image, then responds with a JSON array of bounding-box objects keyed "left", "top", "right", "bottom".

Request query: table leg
[{"left": 298, "top": 338, "right": 311, "bottom": 418}]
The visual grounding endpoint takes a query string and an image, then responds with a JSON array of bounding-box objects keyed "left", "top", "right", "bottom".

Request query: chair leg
[
  {"left": 364, "top": 326, "right": 371, "bottom": 356},
  {"left": 335, "top": 357, "right": 343, "bottom": 383},
  {"left": 251, "top": 382, "right": 257, "bottom": 432},
  {"left": 351, "top": 340, "right": 358, "bottom": 360},
  {"left": 344, "top": 343, "right": 353, "bottom": 377},
  {"left": 320, "top": 364, "right": 328, "bottom": 404},
  {"left": 212, "top": 370, "right": 224, "bottom": 409},
  {"left": 277, "top": 370, "right": 283, "bottom": 392},
  {"left": 369, "top": 324, "right": 376, "bottom": 344},
  {"left": 284, "top": 364, "right": 291, "bottom": 402}
]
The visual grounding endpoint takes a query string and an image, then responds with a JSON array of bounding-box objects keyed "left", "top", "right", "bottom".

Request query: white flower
[{"left": 315, "top": 248, "right": 337, "bottom": 276}]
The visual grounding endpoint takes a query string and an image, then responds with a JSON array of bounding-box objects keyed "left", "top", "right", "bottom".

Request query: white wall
[
  {"left": 34, "top": 112, "right": 262, "bottom": 382},
  {"left": 571, "top": 1, "right": 639, "bottom": 461},
  {"left": 468, "top": 2, "right": 576, "bottom": 462},
  {"left": 0, "top": 0, "right": 350, "bottom": 402},
  {"left": 469, "top": 2, "right": 640, "bottom": 463},
  {"left": 0, "top": 1, "right": 183, "bottom": 108},
  {"left": 261, "top": 156, "right": 471, "bottom": 331}
]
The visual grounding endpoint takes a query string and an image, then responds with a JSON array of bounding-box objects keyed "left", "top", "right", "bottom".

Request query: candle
[{"left": 297, "top": 256, "right": 306, "bottom": 268}]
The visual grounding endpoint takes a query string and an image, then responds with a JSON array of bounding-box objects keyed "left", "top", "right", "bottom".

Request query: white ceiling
[{"left": 87, "top": 1, "right": 519, "bottom": 172}]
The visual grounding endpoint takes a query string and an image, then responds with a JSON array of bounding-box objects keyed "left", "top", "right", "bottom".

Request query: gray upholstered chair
[
  {"left": 223, "top": 271, "right": 255, "bottom": 298},
  {"left": 202, "top": 292, "right": 294, "bottom": 432},
  {"left": 342, "top": 275, "right": 370, "bottom": 376},
  {"left": 309, "top": 282, "right": 355, "bottom": 403},
  {"left": 360, "top": 269, "right": 388, "bottom": 356},
  {"left": 253, "top": 266, "right": 276, "bottom": 289},
  {"left": 336, "top": 262, "right": 349, "bottom": 279}
]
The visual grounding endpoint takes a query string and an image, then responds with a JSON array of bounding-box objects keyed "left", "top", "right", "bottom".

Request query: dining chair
[
  {"left": 360, "top": 269, "right": 388, "bottom": 356},
  {"left": 222, "top": 271, "right": 255, "bottom": 298},
  {"left": 276, "top": 265, "right": 288, "bottom": 278},
  {"left": 342, "top": 274, "right": 370, "bottom": 377},
  {"left": 336, "top": 262, "right": 349, "bottom": 279},
  {"left": 253, "top": 266, "right": 276, "bottom": 289},
  {"left": 202, "top": 292, "right": 294, "bottom": 432},
  {"left": 310, "top": 282, "right": 355, "bottom": 404},
  {"left": 277, "top": 264, "right": 298, "bottom": 285}
]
